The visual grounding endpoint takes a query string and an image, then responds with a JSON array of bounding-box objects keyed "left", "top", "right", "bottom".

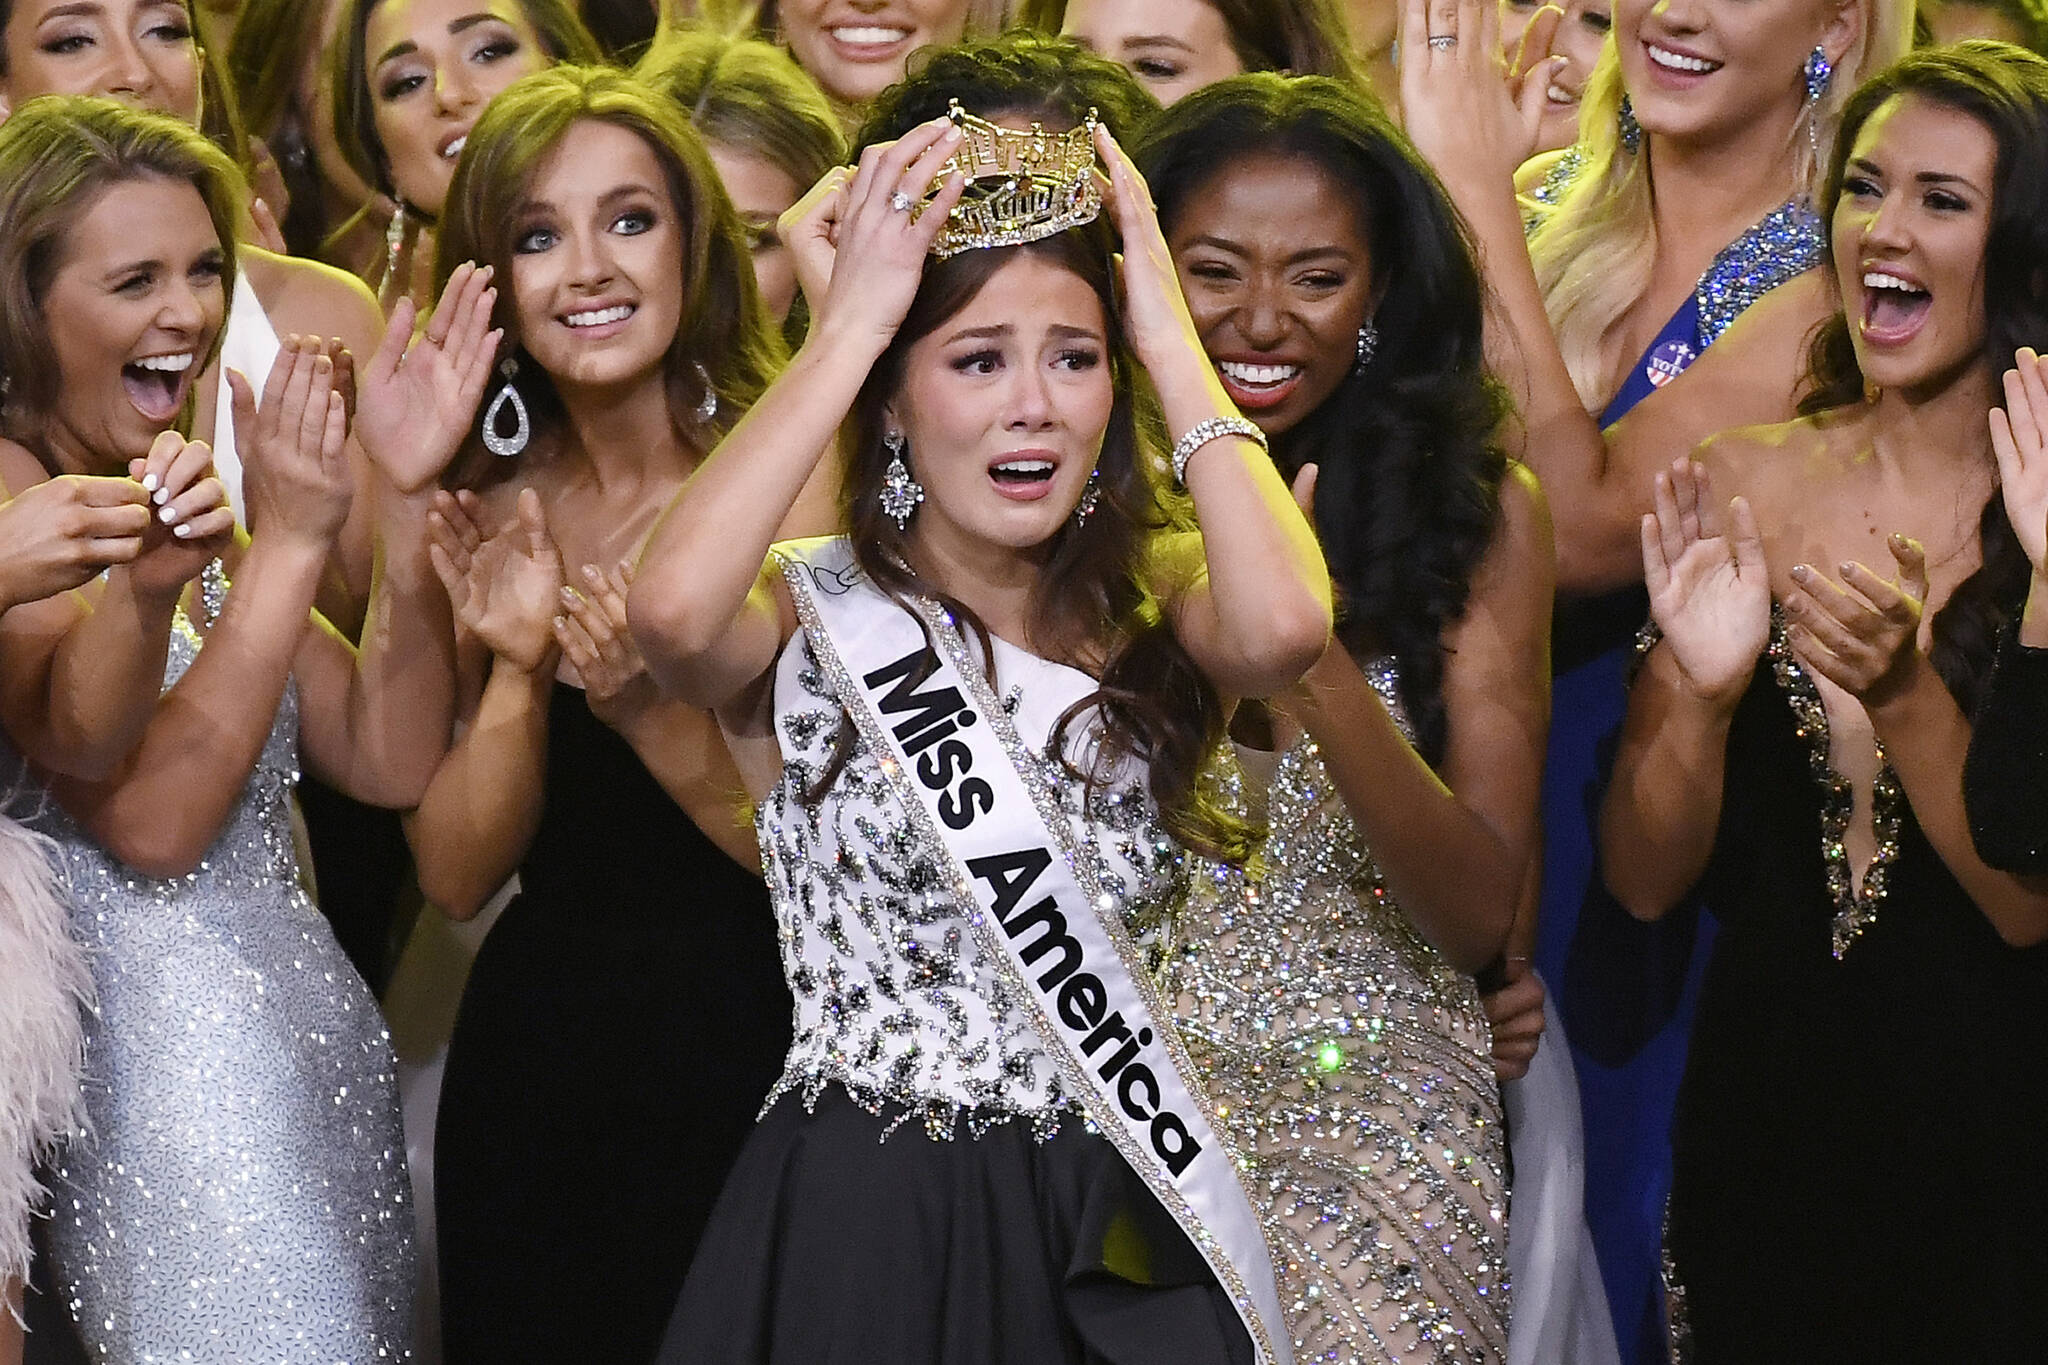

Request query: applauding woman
[
  {"left": 0, "top": 97, "right": 450, "bottom": 1361},
  {"left": 630, "top": 47, "right": 1329, "bottom": 1365},
  {"left": 1598, "top": 44, "right": 2048, "bottom": 1357}
]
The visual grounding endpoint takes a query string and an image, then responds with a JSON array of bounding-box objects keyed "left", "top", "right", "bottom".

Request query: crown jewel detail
[{"left": 926, "top": 100, "right": 1102, "bottom": 258}]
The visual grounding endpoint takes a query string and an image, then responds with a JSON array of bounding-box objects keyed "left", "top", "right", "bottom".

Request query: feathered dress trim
[{"left": 0, "top": 809, "right": 89, "bottom": 1313}]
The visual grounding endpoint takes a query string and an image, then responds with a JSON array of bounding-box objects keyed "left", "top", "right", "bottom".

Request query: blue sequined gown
[
  {"left": 1168, "top": 667, "right": 1508, "bottom": 1365},
  {"left": 7, "top": 600, "right": 417, "bottom": 1361}
]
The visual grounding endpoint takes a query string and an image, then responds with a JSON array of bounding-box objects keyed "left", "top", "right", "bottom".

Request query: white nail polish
[
  {"left": 159, "top": 505, "right": 179, "bottom": 525},
  {"left": 141, "top": 473, "right": 159, "bottom": 493},
  {"left": 173, "top": 523, "right": 194, "bottom": 539},
  {"left": 153, "top": 488, "right": 169, "bottom": 505}
]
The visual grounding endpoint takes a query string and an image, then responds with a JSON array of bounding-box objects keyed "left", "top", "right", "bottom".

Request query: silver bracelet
[{"left": 1170, "top": 415, "right": 1267, "bottom": 486}]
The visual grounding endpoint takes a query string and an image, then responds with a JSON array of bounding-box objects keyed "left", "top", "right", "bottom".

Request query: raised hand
[
  {"left": 1784, "top": 537, "right": 1929, "bottom": 704},
  {"left": 0, "top": 474, "right": 153, "bottom": 608},
  {"left": 232, "top": 336, "right": 353, "bottom": 552},
  {"left": 429, "top": 486, "right": 564, "bottom": 674},
  {"left": 813, "top": 117, "right": 968, "bottom": 353},
  {"left": 1642, "top": 459, "right": 1770, "bottom": 702},
  {"left": 357, "top": 260, "right": 502, "bottom": 494},
  {"left": 556, "top": 560, "right": 654, "bottom": 724},
  {"left": 1991, "top": 346, "right": 2048, "bottom": 576},
  {"left": 123, "top": 429, "right": 238, "bottom": 598},
  {"left": 1399, "top": 0, "right": 1565, "bottom": 193},
  {"left": 1092, "top": 122, "right": 1207, "bottom": 377},
  {"left": 780, "top": 164, "right": 853, "bottom": 315}
]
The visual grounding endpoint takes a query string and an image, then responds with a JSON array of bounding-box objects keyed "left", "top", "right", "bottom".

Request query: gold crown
[{"left": 927, "top": 100, "right": 1102, "bottom": 258}]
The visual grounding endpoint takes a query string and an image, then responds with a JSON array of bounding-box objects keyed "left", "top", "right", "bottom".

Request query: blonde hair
[{"left": 1527, "top": 0, "right": 1913, "bottom": 408}]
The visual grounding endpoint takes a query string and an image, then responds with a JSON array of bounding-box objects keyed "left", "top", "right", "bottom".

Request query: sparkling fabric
[
  {"left": 757, "top": 626, "right": 1184, "bottom": 1142},
  {"left": 5, "top": 600, "right": 416, "bottom": 1362},
  {"left": 1167, "top": 665, "right": 1508, "bottom": 1364}
]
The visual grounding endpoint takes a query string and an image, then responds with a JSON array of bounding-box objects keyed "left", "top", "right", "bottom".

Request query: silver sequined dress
[
  {"left": 6, "top": 600, "right": 417, "bottom": 1362},
  {"left": 1168, "top": 667, "right": 1508, "bottom": 1364}
]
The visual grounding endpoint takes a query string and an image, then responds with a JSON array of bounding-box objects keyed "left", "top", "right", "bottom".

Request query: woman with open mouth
[
  {"left": 631, "top": 36, "right": 1328, "bottom": 1365},
  {"left": 330, "top": 0, "right": 600, "bottom": 309},
  {"left": 1500, "top": 0, "right": 1610, "bottom": 156},
  {"left": 1598, "top": 42, "right": 2048, "bottom": 1357},
  {"left": 0, "top": 95, "right": 457, "bottom": 1363},
  {"left": 1401, "top": 0, "right": 1911, "bottom": 1348},
  {"left": 350, "top": 64, "right": 795, "bottom": 1364},
  {"left": 730, "top": 0, "right": 985, "bottom": 124}
]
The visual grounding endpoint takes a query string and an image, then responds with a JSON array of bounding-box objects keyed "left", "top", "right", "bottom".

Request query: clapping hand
[
  {"left": 357, "top": 261, "right": 502, "bottom": 494},
  {"left": 1784, "top": 537, "right": 1928, "bottom": 705},
  {"left": 1991, "top": 346, "right": 2048, "bottom": 578},
  {"left": 428, "top": 486, "right": 564, "bottom": 674},
  {"left": 232, "top": 335, "right": 353, "bottom": 553},
  {"left": 121, "top": 430, "right": 237, "bottom": 598},
  {"left": 1642, "top": 459, "right": 1771, "bottom": 703},
  {"left": 556, "top": 560, "right": 654, "bottom": 724}
]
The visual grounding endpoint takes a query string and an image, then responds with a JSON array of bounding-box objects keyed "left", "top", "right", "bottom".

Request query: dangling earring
[
  {"left": 1618, "top": 95, "right": 1642, "bottom": 155},
  {"left": 481, "top": 357, "right": 531, "bottom": 458},
  {"left": 384, "top": 202, "right": 407, "bottom": 290},
  {"left": 1803, "top": 46, "right": 1834, "bottom": 163},
  {"left": 1074, "top": 469, "right": 1102, "bottom": 528},
  {"left": 1353, "top": 319, "right": 1379, "bottom": 373},
  {"left": 693, "top": 362, "right": 719, "bottom": 425},
  {"left": 878, "top": 430, "right": 923, "bottom": 530}
]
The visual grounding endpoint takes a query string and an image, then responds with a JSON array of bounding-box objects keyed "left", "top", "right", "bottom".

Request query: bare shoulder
[
  {"left": 0, "top": 436, "right": 51, "bottom": 494},
  {"left": 238, "top": 246, "right": 384, "bottom": 352},
  {"left": 1693, "top": 409, "right": 1854, "bottom": 512}
]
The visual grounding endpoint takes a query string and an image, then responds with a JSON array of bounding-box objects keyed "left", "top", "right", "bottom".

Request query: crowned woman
[{"left": 629, "top": 39, "right": 1331, "bottom": 1365}]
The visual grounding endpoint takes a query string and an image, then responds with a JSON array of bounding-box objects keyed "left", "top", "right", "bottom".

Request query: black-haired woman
[
  {"left": 1135, "top": 73, "right": 1552, "bottom": 1362},
  {"left": 632, "top": 39, "right": 1330, "bottom": 1365},
  {"left": 1599, "top": 43, "right": 2048, "bottom": 1356}
]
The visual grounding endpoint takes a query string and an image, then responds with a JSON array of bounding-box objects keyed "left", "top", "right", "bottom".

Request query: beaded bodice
[
  {"left": 1167, "top": 664, "right": 1508, "bottom": 1362},
  {"left": 757, "top": 624, "right": 1185, "bottom": 1141}
]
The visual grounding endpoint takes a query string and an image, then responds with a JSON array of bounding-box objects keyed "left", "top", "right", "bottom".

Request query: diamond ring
[
  {"left": 888, "top": 190, "right": 915, "bottom": 213},
  {"left": 1428, "top": 34, "right": 1458, "bottom": 49}
]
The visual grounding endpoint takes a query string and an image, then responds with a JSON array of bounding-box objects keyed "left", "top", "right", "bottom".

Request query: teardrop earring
[
  {"left": 693, "top": 362, "right": 719, "bottom": 425},
  {"left": 1618, "top": 95, "right": 1642, "bottom": 155},
  {"left": 481, "top": 357, "right": 531, "bottom": 459},
  {"left": 879, "top": 431, "right": 924, "bottom": 530},
  {"left": 1074, "top": 469, "right": 1102, "bottom": 527},
  {"left": 1354, "top": 319, "right": 1379, "bottom": 373}
]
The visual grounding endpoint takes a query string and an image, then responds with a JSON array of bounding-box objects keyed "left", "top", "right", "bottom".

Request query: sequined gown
[
  {"left": 659, "top": 598, "right": 1255, "bottom": 1365},
  {"left": 6, "top": 602, "right": 417, "bottom": 1361},
  {"left": 1655, "top": 618, "right": 2048, "bottom": 1360},
  {"left": 1169, "top": 668, "right": 1508, "bottom": 1365}
]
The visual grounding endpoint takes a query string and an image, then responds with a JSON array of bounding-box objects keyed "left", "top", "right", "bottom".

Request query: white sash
[{"left": 777, "top": 537, "right": 1292, "bottom": 1365}]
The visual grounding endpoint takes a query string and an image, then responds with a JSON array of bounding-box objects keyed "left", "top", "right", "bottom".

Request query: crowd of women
[{"left": 0, "top": 0, "right": 2044, "bottom": 1362}]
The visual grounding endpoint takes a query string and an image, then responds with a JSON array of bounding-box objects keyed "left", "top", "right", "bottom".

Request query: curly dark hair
[
  {"left": 1135, "top": 73, "right": 1510, "bottom": 767},
  {"left": 1801, "top": 41, "right": 2048, "bottom": 714},
  {"left": 832, "top": 35, "right": 1254, "bottom": 861}
]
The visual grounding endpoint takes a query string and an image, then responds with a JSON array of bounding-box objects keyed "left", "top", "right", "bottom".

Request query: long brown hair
[
  {"left": 0, "top": 96, "right": 240, "bottom": 445},
  {"left": 827, "top": 222, "right": 1253, "bottom": 862},
  {"left": 433, "top": 64, "right": 785, "bottom": 485}
]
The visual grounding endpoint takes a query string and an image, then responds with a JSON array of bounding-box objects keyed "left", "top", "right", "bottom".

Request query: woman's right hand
[
  {"left": 122, "top": 430, "right": 238, "bottom": 598},
  {"left": 811, "top": 117, "right": 968, "bottom": 355},
  {"left": 1992, "top": 346, "right": 2048, "bottom": 577},
  {"left": 428, "top": 486, "right": 564, "bottom": 674},
  {"left": 1642, "top": 458, "right": 1770, "bottom": 702},
  {"left": 357, "top": 261, "right": 502, "bottom": 494},
  {"left": 1399, "top": 0, "right": 1563, "bottom": 195}
]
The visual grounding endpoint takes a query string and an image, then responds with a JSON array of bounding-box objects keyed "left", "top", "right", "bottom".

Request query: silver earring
[
  {"left": 1618, "top": 94, "right": 1642, "bottom": 155},
  {"left": 384, "top": 202, "right": 407, "bottom": 289},
  {"left": 879, "top": 430, "right": 923, "bottom": 530},
  {"left": 481, "top": 357, "right": 531, "bottom": 458},
  {"left": 1074, "top": 469, "right": 1101, "bottom": 527},
  {"left": 1803, "top": 46, "right": 1834, "bottom": 163},
  {"left": 693, "top": 362, "right": 719, "bottom": 424},
  {"left": 1354, "top": 319, "right": 1379, "bottom": 372}
]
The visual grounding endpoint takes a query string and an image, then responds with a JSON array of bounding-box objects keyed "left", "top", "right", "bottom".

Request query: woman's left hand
[
  {"left": 1092, "top": 123, "right": 1205, "bottom": 378},
  {"left": 1399, "top": 0, "right": 1563, "bottom": 194},
  {"left": 1784, "top": 537, "right": 1929, "bottom": 703},
  {"left": 556, "top": 560, "right": 655, "bottom": 725}
]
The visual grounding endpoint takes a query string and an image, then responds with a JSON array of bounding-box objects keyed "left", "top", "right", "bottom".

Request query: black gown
[
  {"left": 1655, "top": 625, "right": 2048, "bottom": 1362},
  {"left": 1964, "top": 629, "right": 2048, "bottom": 873},
  {"left": 435, "top": 682, "right": 789, "bottom": 1364}
]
